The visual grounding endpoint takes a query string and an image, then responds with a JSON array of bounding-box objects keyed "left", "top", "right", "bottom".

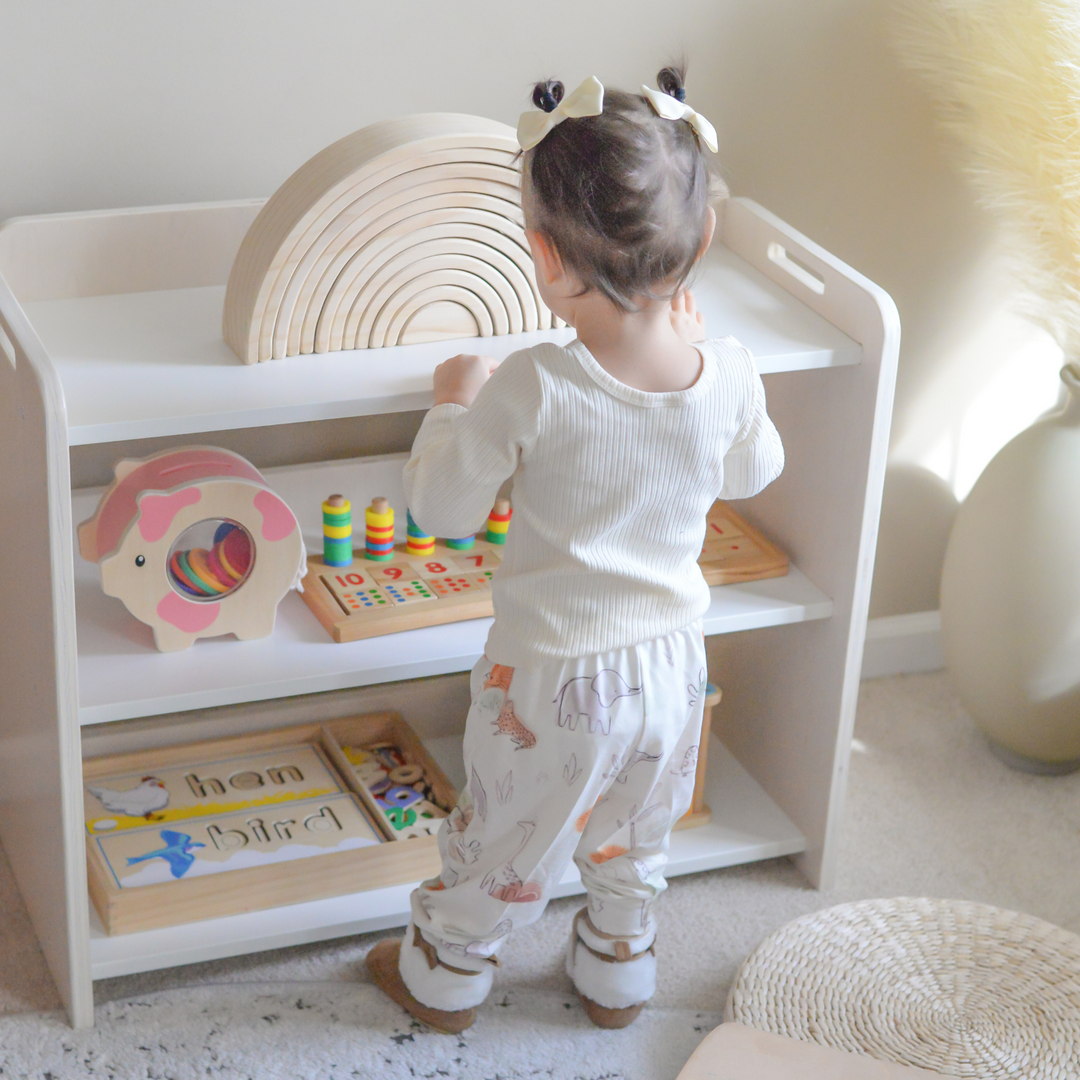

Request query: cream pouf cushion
[{"left": 724, "top": 898, "right": 1080, "bottom": 1079}]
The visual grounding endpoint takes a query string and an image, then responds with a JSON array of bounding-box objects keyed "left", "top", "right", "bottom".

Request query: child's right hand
[
  {"left": 670, "top": 290, "right": 707, "bottom": 343},
  {"left": 433, "top": 354, "right": 500, "bottom": 408}
]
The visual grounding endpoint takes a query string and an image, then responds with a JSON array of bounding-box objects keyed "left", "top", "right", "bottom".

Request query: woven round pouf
[{"left": 726, "top": 898, "right": 1080, "bottom": 1078}]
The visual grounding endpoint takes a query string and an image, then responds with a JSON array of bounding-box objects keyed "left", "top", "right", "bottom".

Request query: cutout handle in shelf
[{"left": 767, "top": 242, "right": 826, "bottom": 295}]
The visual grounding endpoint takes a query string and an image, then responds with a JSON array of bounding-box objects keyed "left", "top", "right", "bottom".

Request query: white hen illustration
[{"left": 87, "top": 776, "right": 169, "bottom": 819}]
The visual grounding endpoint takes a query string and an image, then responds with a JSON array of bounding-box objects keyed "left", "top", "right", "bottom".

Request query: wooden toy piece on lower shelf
[
  {"left": 698, "top": 501, "right": 789, "bottom": 586},
  {"left": 76, "top": 447, "right": 307, "bottom": 652},
  {"left": 299, "top": 497, "right": 789, "bottom": 644},
  {"left": 673, "top": 681, "right": 723, "bottom": 832},
  {"left": 83, "top": 712, "right": 458, "bottom": 935}
]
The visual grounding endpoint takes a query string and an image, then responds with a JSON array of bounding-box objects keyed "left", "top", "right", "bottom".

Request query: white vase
[{"left": 940, "top": 362, "right": 1080, "bottom": 773}]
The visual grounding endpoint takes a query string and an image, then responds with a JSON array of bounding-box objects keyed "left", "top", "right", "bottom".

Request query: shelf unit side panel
[
  {"left": 714, "top": 198, "right": 899, "bottom": 889},
  {"left": 0, "top": 281, "right": 93, "bottom": 1026},
  {"left": 0, "top": 201, "right": 265, "bottom": 303}
]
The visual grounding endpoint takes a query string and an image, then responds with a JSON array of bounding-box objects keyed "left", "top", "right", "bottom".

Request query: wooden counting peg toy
[{"left": 300, "top": 496, "right": 788, "bottom": 645}]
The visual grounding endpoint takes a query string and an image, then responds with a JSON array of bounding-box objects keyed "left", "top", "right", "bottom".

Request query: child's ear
[
  {"left": 696, "top": 205, "right": 717, "bottom": 262},
  {"left": 525, "top": 229, "right": 564, "bottom": 286}
]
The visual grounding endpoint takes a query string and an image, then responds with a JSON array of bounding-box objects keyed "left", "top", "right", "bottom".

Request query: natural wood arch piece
[{"left": 223, "top": 114, "right": 557, "bottom": 364}]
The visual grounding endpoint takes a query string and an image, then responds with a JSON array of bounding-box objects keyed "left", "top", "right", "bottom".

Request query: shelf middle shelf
[{"left": 74, "top": 454, "right": 832, "bottom": 725}]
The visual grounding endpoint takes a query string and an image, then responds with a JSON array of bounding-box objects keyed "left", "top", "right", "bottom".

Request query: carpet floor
[{"left": 1, "top": 670, "right": 1078, "bottom": 1078}]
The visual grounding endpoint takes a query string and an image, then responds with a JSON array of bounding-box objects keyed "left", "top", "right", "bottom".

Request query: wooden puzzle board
[
  {"left": 85, "top": 712, "right": 458, "bottom": 934},
  {"left": 84, "top": 744, "right": 345, "bottom": 837},
  {"left": 300, "top": 500, "right": 789, "bottom": 644}
]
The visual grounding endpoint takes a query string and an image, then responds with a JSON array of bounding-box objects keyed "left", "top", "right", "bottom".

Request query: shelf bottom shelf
[{"left": 88, "top": 734, "right": 805, "bottom": 980}]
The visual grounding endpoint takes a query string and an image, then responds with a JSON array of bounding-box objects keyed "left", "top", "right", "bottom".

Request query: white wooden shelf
[
  {"left": 24, "top": 244, "right": 860, "bottom": 447},
  {"left": 72, "top": 453, "right": 833, "bottom": 726},
  {"left": 87, "top": 732, "right": 805, "bottom": 979},
  {"left": 0, "top": 196, "right": 898, "bottom": 1026}
]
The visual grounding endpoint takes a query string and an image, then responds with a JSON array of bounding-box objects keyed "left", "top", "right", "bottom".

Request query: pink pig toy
[{"left": 77, "top": 447, "right": 306, "bottom": 652}]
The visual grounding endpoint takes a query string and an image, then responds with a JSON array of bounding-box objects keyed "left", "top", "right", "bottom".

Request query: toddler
[{"left": 367, "top": 67, "right": 784, "bottom": 1033}]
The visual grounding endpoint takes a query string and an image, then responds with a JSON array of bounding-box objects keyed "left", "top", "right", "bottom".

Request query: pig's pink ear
[
  {"left": 254, "top": 489, "right": 296, "bottom": 542},
  {"left": 113, "top": 459, "right": 142, "bottom": 482},
  {"left": 137, "top": 487, "right": 202, "bottom": 542}
]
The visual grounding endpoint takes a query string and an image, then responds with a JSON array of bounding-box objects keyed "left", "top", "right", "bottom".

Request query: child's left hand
[
  {"left": 433, "top": 354, "right": 500, "bottom": 408},
  {"left": 670, "top": 290, "right": 706, "bottom": 343}
]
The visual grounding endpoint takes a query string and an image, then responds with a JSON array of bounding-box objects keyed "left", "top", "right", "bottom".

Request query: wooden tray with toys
[
  {"left": 301, "top": 495, "right": 789, "bottom": 644},
  {"left": 83, "top": 711, "right": 456, "bottom": 934}
]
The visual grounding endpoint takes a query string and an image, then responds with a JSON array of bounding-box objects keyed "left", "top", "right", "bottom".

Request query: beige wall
[{"left": 1, "top": 0, "right": 1059, "bottom": 615}]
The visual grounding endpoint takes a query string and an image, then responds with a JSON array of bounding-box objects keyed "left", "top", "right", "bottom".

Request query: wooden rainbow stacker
[{"left": 301, "top": 498, "right": 788, "bottom": 644}]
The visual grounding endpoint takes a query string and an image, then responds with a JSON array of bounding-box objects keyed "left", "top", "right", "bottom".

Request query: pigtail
[
  {"left": 656, "top": 65, "right": 687, "bottom": 103},
  {"left": 532, "top": 79, "right": 565, "bottom": 113}
]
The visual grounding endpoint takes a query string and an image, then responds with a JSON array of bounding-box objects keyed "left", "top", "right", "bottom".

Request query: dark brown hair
[{"left": 523, "top": 65, "right": 724, "bottom": 313}]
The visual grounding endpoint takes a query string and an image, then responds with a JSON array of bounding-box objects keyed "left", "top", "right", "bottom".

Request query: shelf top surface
[
  {"left": 74, "top": 455, "right": 831, "bottom": 726},
  {"left": 23, "top": 243, "right": 860, "bottom": 446}
]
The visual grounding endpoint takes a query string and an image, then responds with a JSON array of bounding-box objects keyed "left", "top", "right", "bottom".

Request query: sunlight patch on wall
[{"left": 916, "top": 314, "right": 1063, "bottom": 502}]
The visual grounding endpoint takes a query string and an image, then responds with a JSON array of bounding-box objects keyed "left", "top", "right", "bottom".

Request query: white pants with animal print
[{"left": 398, "top": 623, "right": 707, "bottom": 1011}]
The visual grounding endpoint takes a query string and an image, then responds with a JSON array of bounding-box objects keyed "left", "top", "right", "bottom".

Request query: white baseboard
[{"left": 861, "top": 610, "right": 944, "bottom": 679}]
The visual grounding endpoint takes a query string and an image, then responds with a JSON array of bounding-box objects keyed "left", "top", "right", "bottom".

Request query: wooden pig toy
[{"left": 78, "top": 447, "right": 307, "bottom": 652}]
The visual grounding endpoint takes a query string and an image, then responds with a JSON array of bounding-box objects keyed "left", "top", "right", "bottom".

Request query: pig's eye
[{"left": 135, "top": 555, "right": 146, "bottom": 567}]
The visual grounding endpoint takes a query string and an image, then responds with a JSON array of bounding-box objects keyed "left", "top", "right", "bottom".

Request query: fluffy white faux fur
[
  {"left": 565, "top": 917, "right": 657, "bottom": 1010},
  {"left": 397, "top": 922, "right": 495, "bottom": 1011},
  {"left": 893, "top": 0, "right": 1080, "bottom": 355}
]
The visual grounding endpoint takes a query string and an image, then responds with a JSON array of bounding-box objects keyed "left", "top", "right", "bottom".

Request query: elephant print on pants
[{"left": 553, "top": 670, "right": 642, "bottom": 735}]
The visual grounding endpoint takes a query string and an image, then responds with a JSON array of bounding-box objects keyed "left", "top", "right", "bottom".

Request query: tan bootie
[
  {"left": 566, "top": 908, "right": 655, "bottom": 1029},
  {"left": 366, "top": 938, "right": 477, "bottom": 1034},
  {"left": 579, "top": 995, "right": 646, "bottom": 1029}
]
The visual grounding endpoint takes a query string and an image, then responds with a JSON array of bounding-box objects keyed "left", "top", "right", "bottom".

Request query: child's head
[{"left": 521, "top": 66, "right": 725, "bottom": 314}]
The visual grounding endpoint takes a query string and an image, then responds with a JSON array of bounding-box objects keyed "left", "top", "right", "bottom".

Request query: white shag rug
[{"left": 0, "top": 984, "right": 719, "bottom": 1080}]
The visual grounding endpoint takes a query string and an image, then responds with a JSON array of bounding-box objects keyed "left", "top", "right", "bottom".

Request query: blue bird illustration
[{"left": 125, "top": 829, "right": 206, "bottom": 879}]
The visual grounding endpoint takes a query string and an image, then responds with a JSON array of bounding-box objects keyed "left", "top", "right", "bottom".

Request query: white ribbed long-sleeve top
[{"left": 403, "top": 337, "right": 784, "bottom": 669}]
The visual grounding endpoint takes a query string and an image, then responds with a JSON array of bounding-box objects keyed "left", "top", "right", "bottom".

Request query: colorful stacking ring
[
  {"left": 186, "top": 548, "right": 230, "bottom": 593},
  {"left": 365, "top": 498, "right": 395, "bottom": 562},
  {"left": 322, "top": 496, "right": 353, "bottom": 567},
  {"left": 406, "top": 509, "right": 435, "bottom": 556},
  {"left": 166, "top": 521, "right": 255, "bottom": 602},
  {"left": 220, "top": 527, "right": 252, "bottom": 578},
  {"left": 486, "top": 500, "right": 512, "bottom": 545},
  {"left": 169, "top": 552, "right": 205, "bottom": 596},
  {"left": 206, "top": 543, "right": 237, "bottom": 585},
  {"left": 176, "top": 550, "right": 217, "bottom": 596}
]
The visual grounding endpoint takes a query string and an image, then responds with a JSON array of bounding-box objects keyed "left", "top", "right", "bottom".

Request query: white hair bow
[
  {"left": 640, "top": 84, "right": 718, "bottom": 153},
  {"left": 517, "top": 76, "right": 605, "bottom": 151}
]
